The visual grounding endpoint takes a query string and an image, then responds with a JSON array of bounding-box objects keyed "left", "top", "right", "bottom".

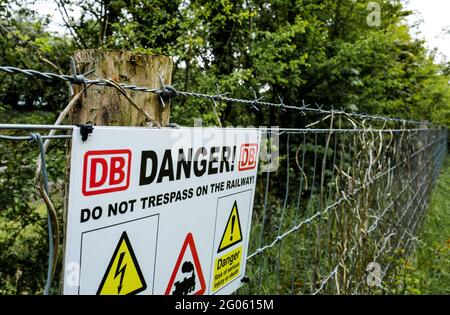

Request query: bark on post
[
  {"left": 70, "top": 49, "right": 173, "bottom": 126},
  {"left": 60, "top": 50, "right": 172, "bottom": 292}
]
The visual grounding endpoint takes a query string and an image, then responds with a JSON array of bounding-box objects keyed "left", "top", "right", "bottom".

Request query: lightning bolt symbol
[{"left": 114, "top": 252, "right": 127, "bottom": 294}]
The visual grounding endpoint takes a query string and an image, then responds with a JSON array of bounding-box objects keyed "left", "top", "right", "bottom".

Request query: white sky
[
  {"left": 27, "top": 0, "right": 80, "bottom": 34},
  {"left": 26, "top": 0, "right": 450, "bottom": 62},
  {"left": 404, "top": 0, "right": 450, "bottom": 62}
]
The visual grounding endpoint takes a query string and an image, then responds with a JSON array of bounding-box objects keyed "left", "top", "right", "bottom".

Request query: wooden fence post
[
  {"left": 60, "top": 50, "right": 172, "bottom": 292},
  {"left": 70, "top": 49, "right": 173, "bottom": 126}
]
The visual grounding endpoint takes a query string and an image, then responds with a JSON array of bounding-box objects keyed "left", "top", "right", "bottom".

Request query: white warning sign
[
  {"left": 63, "top": 127, "right": 259, "bottom": 295},
  {"left": 77, "top": 214, "right": 159, "bottom": 294}
]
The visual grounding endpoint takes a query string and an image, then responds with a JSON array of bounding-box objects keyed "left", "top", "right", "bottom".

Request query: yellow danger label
[
  {"left": 212, "top": 246, "right": 242, "bottom": 292},
  {"left": 97, "top": 231, "right": 147, "bottom": 295},
  {"left": 217, "top": 201, "right": 243, "bottom": 253}
]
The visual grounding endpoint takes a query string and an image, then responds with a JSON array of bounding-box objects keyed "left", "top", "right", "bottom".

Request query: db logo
[
  {"left": 82, "top": 150, "right": 131, "bottom": 196},
  {"left": 238, "top": 144, "right": 258, "bottom": 171}
]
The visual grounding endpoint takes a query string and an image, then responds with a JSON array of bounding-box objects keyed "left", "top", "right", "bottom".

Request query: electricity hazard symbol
[
  {"left": 165, "top": 233, "right": 206, "bottom": 295},
  {"left": 76, "top": 214, "right": 158, "bottom": 295},
  {"left": 97, "top": 231, "right": 147, "bottom": 295},
  {"left": 217, "top": 201, "right": 243, "bottom": 253}
]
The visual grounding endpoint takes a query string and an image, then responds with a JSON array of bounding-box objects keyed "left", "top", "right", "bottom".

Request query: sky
[
  {"left": 26, "top": 0, "right": 450, "bottom": 62},
  {"left": 404, "top": 0, "right": 450, "bottom": 62}
]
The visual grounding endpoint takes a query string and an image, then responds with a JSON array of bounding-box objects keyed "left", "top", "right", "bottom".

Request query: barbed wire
[
  {"left": 0, "top": 65, "right": 448, "bottom": 295},
  {"left": 0, "top": 125, "right": 443, "bottom": 137},
  {"left": 0, "top": 124, "right": 74, "bottom": 131},
  {"left": 312, "top": 265, "right": 340, "bottom": 295},
  {"left": 246, "top": 131, "right": 447, "bottom": 261},
  {"left": 0, "top": 134, "right": 71, "bottom": 140},
  {"left": 0, "top": 65, "right": 434, "bottom": 127},
  {"left": 366, "top": 141, "right": 445, "bottom": 234},
  {"left": 348, "top": 133, "right": 446, "bottom": 294}
]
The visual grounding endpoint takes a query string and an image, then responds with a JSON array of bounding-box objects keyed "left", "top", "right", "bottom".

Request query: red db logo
[
  {"left": 82, "top": 150, "right": 131, "bottom": 196},
  {"left": 238, "top": 143, "right": 258, "bottom": 171}
]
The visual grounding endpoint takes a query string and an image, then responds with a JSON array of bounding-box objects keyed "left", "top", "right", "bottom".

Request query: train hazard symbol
[
  {"left": 217, "top": 201, "right": 243, "bottom": 253},
  {"left": 165, "top": 233, "right": 206, "bottom": 295},
  {"left": 97, "top": 231, "right": 147, "bottom": 295}
]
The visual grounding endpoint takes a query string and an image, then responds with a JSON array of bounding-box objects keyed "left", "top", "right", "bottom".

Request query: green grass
[
  {"left": 391, "top": 155, "right": 450, "bottom": 294},
  {"left": 414, "top": 155, "right": 450, "bottom": 294}
]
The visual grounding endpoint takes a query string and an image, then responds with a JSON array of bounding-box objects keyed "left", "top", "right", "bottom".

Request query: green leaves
[
  {"left": 0, "top": 109, "right": 67, "bottom": 294},
  {"left": 0, "top": 0, "right": 449, "bottom": 294}
]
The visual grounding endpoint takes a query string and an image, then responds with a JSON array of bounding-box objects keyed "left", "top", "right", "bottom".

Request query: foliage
[
  {"left": 0, "top": 0, "right": 448, "bottom": 294},
  {"left": 385, "top": 157, "right": 450, "bottom": 294},
  {"left": 0, "top": 109, "right": 66, "bottom": 294},
  {"left": 0, "top": 1, "right": 71, "bottom": 112},
  {"left": 17, "top": 0, "right": 446, "bottom": 127}
]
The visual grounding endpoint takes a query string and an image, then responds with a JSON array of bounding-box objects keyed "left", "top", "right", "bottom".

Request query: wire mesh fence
[
  {"left": 240, "top": 126, "right": 447, "bottom": 294},
  {"left": 0, "top": 123, "right": 447, "bottom": 295},
  {"left": 0, "top": 65, "right": 448, "bottom": 294}
]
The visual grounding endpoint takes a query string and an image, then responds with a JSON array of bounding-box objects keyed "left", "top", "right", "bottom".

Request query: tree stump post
[
  {"left": 70, "top": 50, "right": 173, "bottom": 126},
  {"left": 60, "top": 50, "right": 172, "bottom": 293}
]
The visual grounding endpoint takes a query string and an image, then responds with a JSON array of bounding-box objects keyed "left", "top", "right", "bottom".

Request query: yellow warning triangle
[
  {"left": 218, "top": 201, "right": 243, "bottom": 253},
  {"left": 97, "top": 231, "right": 147, "bottom": 295}
]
